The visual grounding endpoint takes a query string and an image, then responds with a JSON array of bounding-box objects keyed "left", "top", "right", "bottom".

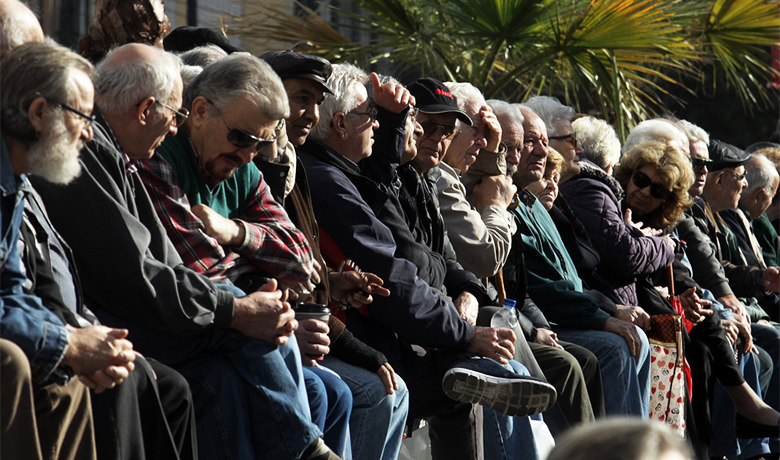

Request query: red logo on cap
[{"left": 435, "top": 89, "right": 453, "bottom": 99}]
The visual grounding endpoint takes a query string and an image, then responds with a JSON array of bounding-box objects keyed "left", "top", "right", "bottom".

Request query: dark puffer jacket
[{"left": 559, "top": 160, "right": 674, "bottom": 306}]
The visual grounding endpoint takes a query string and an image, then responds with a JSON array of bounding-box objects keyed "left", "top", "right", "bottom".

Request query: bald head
[
  {"left": 0, "top": 0, "right": 44, "bottom": 60},
  {"left": 95, "top": 43, "right": 182, "bottom": 116}
]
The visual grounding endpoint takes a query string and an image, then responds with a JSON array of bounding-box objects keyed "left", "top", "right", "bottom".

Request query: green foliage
[{"left": 230, "top": 0, "right": 779, "bottom": 137}]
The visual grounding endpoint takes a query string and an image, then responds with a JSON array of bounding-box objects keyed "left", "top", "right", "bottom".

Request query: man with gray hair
[
  {"left": 0, "top": 0, "right": 44, "bottom": 60},
  {"left": 524, "top": 96, "right": 584, "bottom": 183},
  {"left": 34, "top": 46, "right": 337, "bottom": 460},
  {"left": 571, "top": 116, "right": 621, "bottom": 175}
]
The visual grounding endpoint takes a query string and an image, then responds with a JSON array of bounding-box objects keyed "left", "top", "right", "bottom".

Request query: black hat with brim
[
  {"left": 708, "top": 139, "right": 752, "bottom": 171},
  {"left": 259, "top": 50, "right": 333, "bottom": 94},
  {"left": 407, "top": 77, "right": 472, "bottom": 125}
]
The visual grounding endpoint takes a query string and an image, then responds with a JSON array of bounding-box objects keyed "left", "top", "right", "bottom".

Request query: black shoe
[
  {"left": 734, "top": 413, "right": 780, "bottom": 439},
  {"left": 442, "top": 357, "right": 557, "bottom": 417}
]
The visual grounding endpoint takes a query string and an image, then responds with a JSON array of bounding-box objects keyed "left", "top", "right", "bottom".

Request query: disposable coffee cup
[{"left": 294, "top": 303, "right": 331, "bottom": 360}]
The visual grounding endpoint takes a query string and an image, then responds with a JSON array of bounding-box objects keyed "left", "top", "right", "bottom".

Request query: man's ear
[
  {"left": 135, "top": 96, "right": 156, "bottom": 125},
  {"left": 26, "top": 97, "right": 48, "bottom": 134},
  {"left": 333, "top": 112, "right": 347, "bottom": 139},
  {"left": 189, "top": 96, "right": 209, "bottom": 130}
]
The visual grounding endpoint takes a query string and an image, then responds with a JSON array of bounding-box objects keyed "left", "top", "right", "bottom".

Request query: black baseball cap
[
  {"left": 708, "top": 139, "right": 752, "bottom": 171},
  {"left": 259, "top": 50, "right": 333, "bottom": 94},
  {"left": 407, "top": 77, "right": 472, "bottom": 125},
  {"left": 164, "top": 26, "right": 245, "bottom": 54}
]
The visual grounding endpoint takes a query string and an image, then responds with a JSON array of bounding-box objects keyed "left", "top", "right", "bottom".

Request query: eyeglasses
[
  {"left": 419, "top": 120, "right": 459, "bottom": 140},
  {"left": 207, "top": 100, "right": 277, "bottom": 152},
  {"left": 549, "top": 132, "right": 578, "bottom": 148},
  {"left": 348, "top": 106, "right": 378, "bottom": 122},
  {"left": 690, "top": 156, "right": 712, "bottom": 172},
  {"left": 632, "top": 170, "right": 671, "bottom": 199},
  {"left": 157, "top": 101, "right": 189, "bottom": 127},
  {"left": 725, "top": 170, "right": 747, "bottom": 182},
  {"left": 58, "top": 102, "right": 96, "bottom": 127}
]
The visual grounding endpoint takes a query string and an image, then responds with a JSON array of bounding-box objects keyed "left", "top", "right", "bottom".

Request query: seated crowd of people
[{"left": 1, "top": 1, "right": 779, "bottom": 459}]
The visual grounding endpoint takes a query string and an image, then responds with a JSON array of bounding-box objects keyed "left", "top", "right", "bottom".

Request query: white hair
[
  {"left": 677, "top": 119, "right": 710, "bottom": 146},
  {"left": 444, "top": 82, "right": 486, "bottom": 116},
  {"left": 96, "top": 46, "right": 182, "bottom": 116},
  {"left": 623, "top": 119, "right": 687, "bottom": 154},
  {"left": 178, "top": 45, "right": 228, "bottom": 68},
  {"left": 572, "top": 116, "right": 621, "bottom": 170},
  {"left": 311, "top": 63, "right": 369, "bottom": 142},
  {"left": 523, "top": 95, "right": 575, "bottom": 137},
  {"left": 487, "top": 99, "right": 524, "bottom": 125},
  {"left": 744, "top": 153, "right": 780, "bottom": 195}
]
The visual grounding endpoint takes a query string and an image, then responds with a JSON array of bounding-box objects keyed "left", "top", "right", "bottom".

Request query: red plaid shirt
[{"left": 137, "top": 152, "right": 314, "bottom": 286}]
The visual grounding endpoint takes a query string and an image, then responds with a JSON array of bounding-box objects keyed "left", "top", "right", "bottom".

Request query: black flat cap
[
  {"left": 259, "top": 50, "right": 333, "bottom": 94},
  {"left": 164, "top": 26, "right": 245, "bottom": 54},
  {"left": 407, "top": 77, "right": 472, "bottom": 125},
  {"left": 708, "top": 139, "right": 752, "bottom": 171}
]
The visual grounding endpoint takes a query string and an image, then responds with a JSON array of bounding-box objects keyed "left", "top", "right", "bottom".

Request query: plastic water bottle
[{"left": 491, "top": 299, "right": 519, "bottom": 330}]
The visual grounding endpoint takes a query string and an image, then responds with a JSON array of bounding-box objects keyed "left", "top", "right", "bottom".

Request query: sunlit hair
[
  {"left": 524, "top": 95, "right": 575, "bottom": 137},
  {"left": 623, "top": 119, "right": 687, "bottom": 155},
  {"left": 1, "top": 40, "right": 94, "bottom": 140},
  {"left": 545, "top": 147, "right": 565, "bottom": 178},
  {"left": 614, "top": 140, "right": 694, "bottom": 229},
  {"left": 311, "top": 63, "right": 368, "bottom": 142},
  {"left": 744, "top": 153, "right": 779, "bottom": 196},
  {"left": 547, "top": 418, "right": 692, "bottom": 460},
  {"left": 179, "top": 44, "right": 228, "bottom": 67},
  {"left": 487, "top": 99, "right": 524, "bottom": 126},
  {"left": 184, "top": 54, "right": 289, "bottom": 121},
  {"left": 0, "top": 0, "right": 42, "bottom": 59},
  {"left": 572, "top": 116, "right": 621, "bottom": 171},
  {"left": 445, "top": 82, "right": 486, "bottom": 119},
  {"left": 96, "top": 44, "right": 181, "bottom": 116},
  {"left": 677, "top": 119, "right": 710, "bottom": 146}
]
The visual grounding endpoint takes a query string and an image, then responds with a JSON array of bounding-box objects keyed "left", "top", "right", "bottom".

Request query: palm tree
[{"left": 228, "top": 0, "right": 779, "bottom": 138}]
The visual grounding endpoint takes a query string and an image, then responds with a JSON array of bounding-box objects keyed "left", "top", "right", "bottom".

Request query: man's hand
[
  {"left": 467, "top": 326, "right": 515, "bottom": 364},
  {"left": 369, "top": 72, "right": 415, "bottom": 114},
  {"left": 731, "top": 316, "right": 757, "bottom": 354},
  {"left": 762, "top": 267, "right": 780, "bottom": 292},
  {"left": 623, "top": 208, "right": 663, "bottom": 237},
  {"left": 231, "top": 279, "right": 297, "bottom": 345},
  {"left": 471, "top": 175, "right": 517, "bottom": 211},
  {"left": 535, "top": 328, "right": 563, "bottom": 349},
  {"left": 603, "top": 317, "right": 644, "bottom": 358},
  {"left": 615, "top": 305, "right": 651, "bottom": 331},
  {"left": 62, "top": 325, "right": 136, "bottom": 393},
  {"left": 717, "top": 294, "right": 749, "bottom": 320},
  {"left": 679, "top": 288, "right": 713, "bottom": 324},
  {"left": 454, "top": 291, "right": 479, "bottom": 326},
  {"left": 721, "top": 319, "right": 740, "bottom": 345},
  {"left": 479, "top": 105, "right": 502, "bottom": 153},
  {"left": 376, "top": 362, "right": 399, "bottom": 395},
  {"left": 192, "top": 203, "right": 245, "bottom": 246},
  {"left": 295, "top": 319, "right": 330, "bottom": 367},
  {"left": 328, "top": 270, "right": 390, "bottom": 308}
]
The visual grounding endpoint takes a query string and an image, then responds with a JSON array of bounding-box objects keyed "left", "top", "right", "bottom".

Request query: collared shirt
[
  {"left": 136, "top": 128, "right": 314, "bottom": 284},
  {"left": 0, "top": 136, "right": 70, "bottom": 384}
]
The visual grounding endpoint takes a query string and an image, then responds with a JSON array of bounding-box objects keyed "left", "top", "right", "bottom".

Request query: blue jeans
[
  {"left": 304, "top": 365, "right": 353, "bottom": 457},
  {"left": 554, "top": 327, "right": 650, "bottom": 417},
  {"left": 322, "top": 356, "right": 409, "bottom": 460},
  {"left": 97, "top": 309, "right": 320, "bottom": 460},
  {"left": 482, "top": 360, "right": 542, "bottom": 460}
]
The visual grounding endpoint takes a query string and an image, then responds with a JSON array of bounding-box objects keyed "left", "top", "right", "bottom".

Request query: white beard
[{"left": 27, "top": 117, "right": 82, "bottom": 185}]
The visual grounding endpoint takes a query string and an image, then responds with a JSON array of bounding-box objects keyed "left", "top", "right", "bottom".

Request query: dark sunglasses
[
  {"left": 58, "top": 102, "right": 96, "bottom": 126},
  {"left": 632, "top": 170, "right": 671, "bottom": 199},
  {"left": 208, "top": 100, "right": 277, "bottom": 152},
  {"left": 419, "top": 120, "right": 459, "bottom": 140},
  {"left": 157, "top": 101, "right": 189, "bottom": 127},
  {"left": 549, "top": 132, "right": 578, "bottom": 148},
  {"left": 690, "top": 156, "right": 712, "bottom": 172}
]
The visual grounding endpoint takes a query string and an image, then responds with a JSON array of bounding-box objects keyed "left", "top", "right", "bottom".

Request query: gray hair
[
  {"left": 572, "top": 116, "right": 621, "bottom": 170},
  {"left": 310, "top": 63, "right": 368, "bottom": 142},
  {"left": 444, "top": 82, "right": 486, "bottom": 116},
  {"left": 623, "top": 119, "right": 687, "bottom": 154},
  {"left": 523, "top": 95, "right": 575, "bottom": 137},
  {"left": 744, "top": 153, "right": 780, "bottom": 195},
  {"left": 184, "top": 54, "right": 289, "bottom": 121},
  {"left": 487, "top": 99, "right": 524, "bottom": 125},
  {"left": 677, "top": 119, "right": 710, "bottom": 146},
  {"left": 95, "top": 46, "right": 182, "bottom": 116},
  {"left": 1, "top": 41, "right": 94, "bottom": 140},
  {"left": 179, "top": 44, "right": 228, "bottom": 68},
  {"left": 0, "top": 0, "right": 43, "bottom": 60},
  {"left": 180, "top": 64, "right": 203, "bottom": 89}
]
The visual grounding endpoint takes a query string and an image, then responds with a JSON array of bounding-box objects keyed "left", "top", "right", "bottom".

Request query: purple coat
[{"left": 559, "top": 162, "right": 674, "bottom": 306}]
